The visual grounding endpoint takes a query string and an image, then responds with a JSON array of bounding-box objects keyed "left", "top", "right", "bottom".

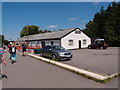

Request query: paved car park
[
  {"left": 0, "top": 80, "right": 1, "bottom": 89},
  {"left": 2, "top": 52, "right": 118, "bottom": 88},
  {"left": 61, "top": 47, "right": 119, "bottom": 75}
]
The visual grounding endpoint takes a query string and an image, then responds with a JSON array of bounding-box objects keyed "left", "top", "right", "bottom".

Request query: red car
[{"left": 88, "top": 39, "right": 108, "bottom": 49}]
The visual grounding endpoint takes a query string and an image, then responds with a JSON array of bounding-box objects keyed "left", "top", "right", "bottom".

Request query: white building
[{"left": 20, "top": 28, "right": 91, "bottom": 49}]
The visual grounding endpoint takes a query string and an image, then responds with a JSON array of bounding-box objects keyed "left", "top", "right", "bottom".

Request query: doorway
[
  {"left": 51, "top": 41, "right": 54, "bottom": 45},
  {"left": 41, "top": 41, "right": 45, "bottom": 48},
  {"left": 79, "top": 40, "right": 81, "bottom": 49}
]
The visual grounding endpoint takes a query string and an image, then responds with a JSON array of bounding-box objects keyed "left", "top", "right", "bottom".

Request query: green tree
[
  {"left": 83, "top": 21, "right": 98, "bottom": 38},
  {"left": 4, "top": 40, "right": 9, "bottom": 45},
  {"left": 0, "top": 35, "right": 5, "bottom": 45},
  {"left": 83, "top": 2, "right": 120, "bottom": 46},
  {"left": 39, "top": 29, "right": 51, "bottom": 34},
  {"left": 20, "top": 25, "right": 39, "bottom": 37}
]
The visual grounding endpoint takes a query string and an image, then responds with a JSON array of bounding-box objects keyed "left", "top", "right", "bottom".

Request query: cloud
[
  {"left": 47, "top": 25, "right": 58, "bottom": 28},
  {"left": 69, "top": 17, "right": 79, "bottom": 21},
  {"left": 93, "top": 2, "right": 99, "bottom": 5},
  {"left": 80, "top": 20, "right": 89, "bottom": 23}
]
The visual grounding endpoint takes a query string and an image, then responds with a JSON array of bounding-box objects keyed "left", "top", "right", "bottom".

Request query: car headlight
[{"left": 59, "top": 53, "right": 65, "bottom": 56}]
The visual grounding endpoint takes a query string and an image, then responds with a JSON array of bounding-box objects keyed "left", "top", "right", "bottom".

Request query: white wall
[{"left": 61, "top": 30, "right": 91, "bottom": 49}]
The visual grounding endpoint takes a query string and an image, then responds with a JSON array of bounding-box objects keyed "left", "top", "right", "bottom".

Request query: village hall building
[{"left": 20, "top": 28, "right": 91, "bottom": 49}]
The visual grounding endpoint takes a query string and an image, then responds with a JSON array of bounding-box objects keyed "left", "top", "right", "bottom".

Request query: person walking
[
  {"left": 22, "top": 42, "right": 27, "bottom": 56},
  {"left": 9, "top": 43, "right": 18, "bottom": 64},
  {"left": 0, "top": 46, "right": 7, "bottom": 80},
  {"left": 7, "top": 43, "right": 12, "bottom": 59}
]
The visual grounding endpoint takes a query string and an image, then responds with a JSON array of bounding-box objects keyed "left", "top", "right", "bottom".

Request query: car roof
[{"left": 95, "top": 39, "right": 105, "bottom": 41}]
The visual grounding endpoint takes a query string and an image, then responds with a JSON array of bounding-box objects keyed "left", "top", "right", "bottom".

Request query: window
[
  {"left": 38, "top": 41, "right": 41, "bottom": 45},
  {"left": 51, "top": 41, "right": 54, "bottom": 45},
  {"left": 75, "top": 29, "right": 81, "bottom": 34},
  {"left": 52, "top": 46, "right": 64, "bottom": 50},
  {"left": 83, "top": 39, "right": 86, "bottom": 44},
  {"left": 41, "top": 41, "right": 45, "bottom": 47},
  {"left": 36, "top": 41, "right": 40, "bottom": 45},
  {"left": 43, "top": 46, "right": 51, "bottom": 50},
  {"left": 28, "top": 42, "right": 31, "bottom": 46},
  {"left": 32, "top": 41, "right": 36, "bottom": 46},
  {"left": 68, "top": 40, "right": 73, "bottom": 46}
]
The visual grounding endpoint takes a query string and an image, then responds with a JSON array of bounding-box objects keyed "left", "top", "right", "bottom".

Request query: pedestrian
[
  {"left": 7, "top": 43, "right": 12, "bottom": 59},
  {"left": 22, "top": 42, "right": 27, "bottom": 56},
  {"left": 9, "top": 43, "right": 18, "bottom": 64},
  {"left": 0, "top": 46, "right": 7, "bottom": 80},
  {"left": 3, "top": 44, "right": 7, "bottom": 52}
]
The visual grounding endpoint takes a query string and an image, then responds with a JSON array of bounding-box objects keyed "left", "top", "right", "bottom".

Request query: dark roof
[{"left": 20, "top": 28, "right": 80, "bottom": 41}]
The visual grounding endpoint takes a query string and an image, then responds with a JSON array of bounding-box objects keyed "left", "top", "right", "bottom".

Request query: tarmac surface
[
  {"left": 62, "top": 47, "right": 119, "bottom": 75},
  {"left": 0, "top": 79, "right": 1, "bottom": 90},
  {"left": 1, "top": 48, "right": 119, "bottom": 88}
]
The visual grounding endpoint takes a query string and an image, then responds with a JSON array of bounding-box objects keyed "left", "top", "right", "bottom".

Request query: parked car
[
  {"left": 34, "top": 48, "right": 42, "bottom": 54},
  {"left": 88, "top": 39, "right": 108, "bottom": 49},
  {"left": 40, "top": 45, "right": 73, "bottom": 60}
]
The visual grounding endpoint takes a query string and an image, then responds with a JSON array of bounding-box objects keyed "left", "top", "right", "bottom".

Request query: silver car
[{"left": 41, "top": 45, "right": 73, "bottom": 61}]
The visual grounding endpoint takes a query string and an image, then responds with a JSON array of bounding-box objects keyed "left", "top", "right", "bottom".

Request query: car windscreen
[
  {"left": 51, "top": 46, "right": 65, "bottom": 50},
  {"left": 95, "top": 40, "right": 105, "bottom": 44}
]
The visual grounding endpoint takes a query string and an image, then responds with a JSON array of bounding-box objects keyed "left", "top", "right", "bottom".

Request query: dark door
[
  {"left": 51, "top": 41, "right": 54, "bottom": 45},
  {"left": 79, "top": 40, "right": 81, "bottom": 49},
  {"left": 41, "top": 41, "right": 45, "bottom": 48}
]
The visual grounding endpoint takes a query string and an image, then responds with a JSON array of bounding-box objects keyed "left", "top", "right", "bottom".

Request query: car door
[
  {"left": 94, "top": 41, "right": 100, "bottom": 48},
  {"left": 46, "top": 46, "right": 53, "bottom": 58},
  {"left": 44, "top": 46, "right": 53, "bottom": 57},
  {"left": 42, "top": 46, "right": 49, "bottom": 57}
]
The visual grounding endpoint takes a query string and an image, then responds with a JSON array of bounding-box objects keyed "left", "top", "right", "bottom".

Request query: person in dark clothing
[
  {"left": 9, "top": 43, "right": 18, "bottom": 64},
  {"left": 22, "top": 42, "right": 27, "bottom": 56},
  {"left": 7, "top": 43, "right": 12, "bottom": 59}
]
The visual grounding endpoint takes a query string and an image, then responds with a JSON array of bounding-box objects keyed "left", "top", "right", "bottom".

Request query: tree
[
  {"left": 83, "top": 21, "right": 98, "bottom": 38},
  {"left": 83, "top": 2, "right": 120, "bottom": 46},
  {"left": 4, "top": 40, "right": 9, "bottom": 45},
  {"left": 20, "top": 25, "right": 39, "bottom": 37},
  {"left": 0, "top": 35, "right": 9, "bottom": 45},
  {"left": 0, "top": 35, "right": 5, "bottom": 45}
]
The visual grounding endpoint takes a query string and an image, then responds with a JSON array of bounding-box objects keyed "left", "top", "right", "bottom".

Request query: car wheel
[
  {"left": 40, "top": 53, "right": 43, "bottom": 57},
  {"left": 88, "top": 46, "right": 91, "bottom": 49},
  {"left": 41, "top": 53, "right": 45, "bottom": 57},
  {"left": 52, "top": 54, "right": 57, "bottom": 60},
  {"left": 100, "top": 47, "right": 103, "bottom": 49}
]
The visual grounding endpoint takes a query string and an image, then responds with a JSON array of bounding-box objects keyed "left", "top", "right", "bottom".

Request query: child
[{"left": 9, "top": 43, "right": 18, "bottom": 64}]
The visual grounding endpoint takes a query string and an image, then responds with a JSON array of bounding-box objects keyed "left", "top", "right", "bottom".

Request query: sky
[
  {"left": 1, "top": 0, "right": 120, "bottom": 2},
  {"left": 2, "top": 2, "right": 113, "bottom": 40},
  {"left": 0, "top": 2, "right": 2, "bottom": 35}
]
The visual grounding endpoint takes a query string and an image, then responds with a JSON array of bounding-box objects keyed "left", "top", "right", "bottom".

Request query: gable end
[{"left": 61, "top": 28, "right": 81, "bottom": 38}]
